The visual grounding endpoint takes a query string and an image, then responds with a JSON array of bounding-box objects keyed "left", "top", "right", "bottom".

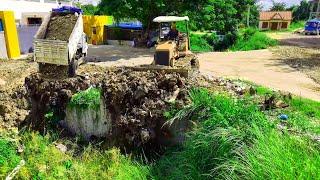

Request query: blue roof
[{"left": 108, "top": 22, "right": 143, "bottom": 30}]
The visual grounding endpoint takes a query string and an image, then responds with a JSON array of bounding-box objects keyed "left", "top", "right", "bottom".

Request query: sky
[{"left": 258, "top": 0, "right": 304, "bottom": 10}]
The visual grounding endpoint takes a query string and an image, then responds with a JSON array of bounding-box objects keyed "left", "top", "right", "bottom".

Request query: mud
[
  {"left": 24, "top": 66, "right": 193, "bottom": 149},
  {"left": 45, "top": 13, "right": 78, "bottom": 41}
]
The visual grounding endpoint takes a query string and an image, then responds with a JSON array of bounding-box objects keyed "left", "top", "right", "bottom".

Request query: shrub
[
  {"left": 230, "top": 28, "right": 278, "bottom": 51},
  {"left": 190, "top": 34, "right": 212, "bottom": 52}
]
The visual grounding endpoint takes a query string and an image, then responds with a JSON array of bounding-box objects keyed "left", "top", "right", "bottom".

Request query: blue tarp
[
  {"left": 305, "top": 19, "right": 320, "bottom": 32},
  {"left": 108, "top": 22, "right": 143, "bottom": 30},
  {"left": 52, "top": 6, "right": 83, "bottom": 14}
]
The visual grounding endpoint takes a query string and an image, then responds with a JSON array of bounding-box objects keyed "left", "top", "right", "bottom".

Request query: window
[
  {"left": 262, "top": 22, "right": 268, "bottom": 29},
  {"left": 27, "top": 18, "right": 42, "bottom": 25},
  {"left": 281, "top": 22, "right": 288, "bottom": 29},
  {"left": 92, "top": 27, "right": 97, "bottom": 35},
  {"left": 0, "top": 19, "right": 3, "bottom": 31}
]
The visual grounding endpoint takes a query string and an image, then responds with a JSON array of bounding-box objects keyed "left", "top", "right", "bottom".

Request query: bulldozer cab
[{"left": 153, "top": 16, "right": 190, "bottom": 66}]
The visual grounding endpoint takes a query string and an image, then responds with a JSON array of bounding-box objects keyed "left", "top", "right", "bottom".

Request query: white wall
[{"left": 0, "top": 0, "right": 71, "bottom": 22}]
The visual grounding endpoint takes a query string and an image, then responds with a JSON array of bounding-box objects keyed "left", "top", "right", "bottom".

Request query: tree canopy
[
  {"left": 270, "top": 1, "right": 287, "bottom": 11},
  {"left": 97, "top": 0, "right": 258, "bottom": 32}
]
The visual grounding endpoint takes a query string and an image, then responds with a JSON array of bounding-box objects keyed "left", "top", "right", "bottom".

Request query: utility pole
[{"left": 247, "top": 5, "right": 251, "bottom": 27}]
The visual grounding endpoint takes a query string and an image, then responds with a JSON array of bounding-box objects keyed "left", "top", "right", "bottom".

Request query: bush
[
  {"left": 190, "top": 34, "right": 212, "bottom": 52},
  {"left": 230, "top": 28, "right": 278, "bottom": 51}
]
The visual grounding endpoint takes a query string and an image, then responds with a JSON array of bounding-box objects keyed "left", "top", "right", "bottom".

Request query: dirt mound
[
  {"left": 45, "top": 13, "right": 78, "bottom": 41},
  {"left": 25, "top": 67, "right": 190, "bottom": 149},
  {"left": 0, "top": 59, "right": 37, "bottom": 129}
]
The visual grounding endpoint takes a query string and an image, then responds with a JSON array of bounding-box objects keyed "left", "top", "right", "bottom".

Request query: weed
[
  {"left": 15, "top": 132, "right": 150, "bottom": 179},
  {"left": 68, "top": 88, "right": 101, "bottom": 109}
]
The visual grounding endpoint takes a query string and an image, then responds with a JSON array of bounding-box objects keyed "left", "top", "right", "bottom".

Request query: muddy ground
[{"left": 45, "top": 13, "right": 78, "bottom": 41}]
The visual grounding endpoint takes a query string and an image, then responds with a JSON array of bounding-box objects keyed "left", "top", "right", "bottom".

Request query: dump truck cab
[{"left": 153, "top": 16, "right": 190, "bottom": 67}]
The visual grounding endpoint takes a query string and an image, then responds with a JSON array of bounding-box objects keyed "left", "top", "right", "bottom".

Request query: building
[
  {"left": 259, "top": 11, "right": 292, "bottom": 31},
  {"left": 0, "top": 0, "right": 70, "bottom": 54}
]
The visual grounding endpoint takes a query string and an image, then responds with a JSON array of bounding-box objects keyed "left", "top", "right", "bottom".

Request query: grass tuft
[{"left": 69, "top": 88, "right": 101, "bottom": 109}]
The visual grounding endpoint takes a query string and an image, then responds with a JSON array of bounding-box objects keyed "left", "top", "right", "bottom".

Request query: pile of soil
[
  {"left": 25, "top": 67, "right": 190, "bottom": 149},
  {"left": 0, "top": 59, "right": 37, "bottom": 129},
  {"left": 45, "top": 13, "right": 78, "bottom": 41}
]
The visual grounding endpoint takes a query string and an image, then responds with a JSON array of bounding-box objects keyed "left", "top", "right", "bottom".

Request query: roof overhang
[{"left": 153, "top": 16, "right": 189, "bottom": 23}]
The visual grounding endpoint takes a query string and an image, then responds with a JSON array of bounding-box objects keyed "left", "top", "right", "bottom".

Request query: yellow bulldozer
[
  {"left": 132, "top": 16, "right": 198, "bottom": 77},
  {"left": 152, "top": 16, "right": 198, "bottom": 68}
]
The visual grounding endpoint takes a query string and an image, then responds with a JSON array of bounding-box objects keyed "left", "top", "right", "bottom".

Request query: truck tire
[{"left": 68, "top": 59, "right": 78, "bottom": 77}]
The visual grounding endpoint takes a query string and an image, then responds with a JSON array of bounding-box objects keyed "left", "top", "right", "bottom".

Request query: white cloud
[{"left": 258, "top": 0, "right": 303, "bottom": 10}]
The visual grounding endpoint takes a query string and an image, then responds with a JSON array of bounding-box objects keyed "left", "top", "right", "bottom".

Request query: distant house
[{"left": 259, "top": 11, "right": 292, "bottom": 31}]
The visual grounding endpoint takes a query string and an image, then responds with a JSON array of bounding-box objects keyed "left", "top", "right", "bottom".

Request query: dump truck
[{"left": 33, "top": 6, "right": 88, "bottom": 77}]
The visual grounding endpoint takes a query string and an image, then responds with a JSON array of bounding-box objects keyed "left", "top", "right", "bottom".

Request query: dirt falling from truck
[{"left": 45, "top": 13, "right": 78, "bottom": 41}]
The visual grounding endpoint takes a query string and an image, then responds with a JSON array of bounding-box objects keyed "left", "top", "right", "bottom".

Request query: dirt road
[
  {"left": 199, "top": 49, "right": 320, "bottom": 101},
  {"left": 87, "top": 35, "right": 320, "bottom": 101},
  {"left": 86, "top": 45, "right": 154, "bottom": 67}
]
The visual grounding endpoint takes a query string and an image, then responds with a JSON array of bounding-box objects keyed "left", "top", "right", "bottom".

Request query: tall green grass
[
  {"left": 152, "top": 88, "right": 320, "bottom": 179},
  {"left": 226, "top": 130, "right": 320, "bottom": 179}
]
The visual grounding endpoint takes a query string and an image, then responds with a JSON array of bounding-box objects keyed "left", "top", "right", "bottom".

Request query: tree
[
  {"left": 75, "top": 3, "right": 99, "bottom": 15},
  {"left": 97, "top": 0, "right": 257, "bottom": 33},
  {"left": 288, "top": 0, "right": 311, "bottom": 21},
  {"left": 270, "top": 1, "right": 286, "bottom": 11}
]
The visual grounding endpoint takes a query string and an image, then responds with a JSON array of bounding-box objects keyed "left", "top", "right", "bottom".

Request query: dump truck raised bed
[{"left": 34, "top": 7, "right": 87, "bottom": 77}]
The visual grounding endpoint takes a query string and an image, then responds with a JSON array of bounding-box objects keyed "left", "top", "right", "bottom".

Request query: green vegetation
[
  {"left": 98, "top": 0, "right": 258, "bottom": 32},
  {"left": 151, "top": 88, "right": 320, "bottom": 179},
  {"left": 1, "top": 132, "right": 150, "bottom": 179},
  {"left": 189, "top": 34, "right": 213, "bottom": 52},
  {"left": 2, "top": 86, "right": 319, "bottom": 179},
  {"left": 288, "top": 21, "right": 306, "bottom": 32},
  {"left": 69, "top": 88, "right": 101, "bottom": 109},
  {"left": 0, "top": 139, "right": 21, "bottom": 178},
  {"left": 230, "top": 28, "right": 278, "bottom": 51}
]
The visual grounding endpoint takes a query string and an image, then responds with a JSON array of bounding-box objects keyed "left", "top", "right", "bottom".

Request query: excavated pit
[{"left": 25, "top": 67, "right": 193, "bottom": 150}]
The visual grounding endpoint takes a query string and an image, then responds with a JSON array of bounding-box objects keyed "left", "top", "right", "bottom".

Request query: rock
[
  {"left": 54, "top": 143, "right": 67, "bottom": 153},
  {"left": 276, "top": 100, "right": 289, "bottom": 108},
  {"left": 140, "top": 129, "right": 150, "bottom": 143}
]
